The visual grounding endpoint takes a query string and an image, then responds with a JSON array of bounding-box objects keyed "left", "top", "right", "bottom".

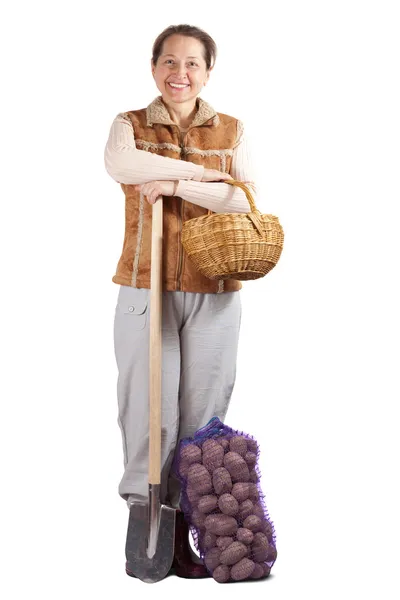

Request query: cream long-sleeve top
[{"left": 104, "top": 112, "right": 258, "bottom": 213}]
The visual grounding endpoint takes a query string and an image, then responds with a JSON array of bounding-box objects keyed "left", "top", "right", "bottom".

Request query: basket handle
[
  {"left": 206, "top": 179, "right": 264, "bottom": 237},
  {"left": 206, "top": 179, "right": 259, "bottom": 215}
]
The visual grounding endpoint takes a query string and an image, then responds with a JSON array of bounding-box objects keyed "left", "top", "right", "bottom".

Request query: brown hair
[{"left": 152, "top": 24, "right": 217, "bottom": 71}]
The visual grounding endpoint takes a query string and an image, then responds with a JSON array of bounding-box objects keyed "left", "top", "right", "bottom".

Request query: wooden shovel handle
[{"left": 149, "top": 197, "right": 163, "bottom": 485}]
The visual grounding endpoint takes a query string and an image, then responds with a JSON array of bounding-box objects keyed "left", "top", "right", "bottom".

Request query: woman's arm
[
  {"left": 104, "top": 113, "right": 205, "bottom": 183},
  {"left": 174, "top": 123, "right": 258, "bottom": 214}
]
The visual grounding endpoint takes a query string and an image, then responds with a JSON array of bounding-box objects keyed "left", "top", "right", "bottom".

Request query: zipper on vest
[
  {"left": 177, "top": 198, "right": 184, "bottom": 290},
  {"left": 175, "top": 123, "right": 206, "bottom": 290},
  {"left": 176, "top": 134, "right": 186, "bottom": 291}
]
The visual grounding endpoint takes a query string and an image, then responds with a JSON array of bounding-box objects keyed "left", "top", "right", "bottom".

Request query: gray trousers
[{"left": 113, "top": 285, "right": 242, "bottom": 509}]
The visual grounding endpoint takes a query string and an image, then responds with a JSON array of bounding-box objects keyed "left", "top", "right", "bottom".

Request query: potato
[
  {"left": 218, "top": 493, "right": 239, "bottom": 516},
  {"left": 236, "top": 527, "right": 254, "bottom": 545},
  {"left": 248, "top": 483, "right": 260, "bottom": 501},
  {"left": 262, "top": 519, "right": 274, "bottom": 542},
  {"left": 186, "top": 484, "right": 200, "bottom": 506},
  {"left": 251, "top": 532, "right": 270, "bottom": 562},
  {"left": 204, "top": 546, "right": 222, "bottom": 571},
  {"left": 180, "top": 443, "right": 202, "bottom": 465},
  {"left": 250, "top": 563, "right": 265, "bottom": 579},
  {"left": 212, "top": 467, "right": 232, "bottom": 495},
  {"left": 201, "top": 438, "right": 214, "bottom": 452},
  {"left": 204, "top": 514, "right": 238, "bottom": 536},
  {"left": 178, "top": 460, "right": 189, "bottom": 478},
  {"left": 245, "top": 451, "right": 257, "bottom": 469},
  {"left": 223, "top": 452, "right": 250, "bottom": 483},
  {"left": 192, "top": 508, "right": 207, "bottom": 529},
  {"left": 230, "top": 558, "right": 255, "bottom": 581},
  {"left": 247, "top": 437, "right": 258, "bottom": 454},
  {"left": 252, "top": 502, "right": 265, "bottom": 520},
  {"left": 213, "top": 564, "right": 230, "bottom": 583},
  {"left": 254, "top": 532, "right": 269, "bottom": 546},
  {"left": 202, "top": 438, "right": 221, "bottom": 454},
  {"left": 203, "top": 531, "right": 217, "bottom": 550},
  {"left": 187, "top": 463, "right": 212, "bottom": 495},
  {"left": 219, "top": 438, "right": 230, "bottom": 451},
  {"left": 266, "top": 543, "right": 278, "bottom": 562},
  {"left": 262, "top": 563, "right": 272, "bottom": 576},
  {"left": 238, "top": 499, "right": 254, "bottom": 521},
  {"left": 229, "top": 435, "right": 248, "bottom": 457},
  {"left": 198, "top": 494, "right": 218, "bottom": 514},
  {"left": 249, "top": 469, "right": 259, "bottom": 483},
  {"left": 220, "top": 541, "right": 248, "bottom": 566},
  {"left": 202, "top": 439, "right": 225, "bottom": 473},
  {"left": 231, "top": 482, "right": 250, "bottom": 503},
  {"left": 243, "top": 515, "right": 263, "bottom": 533},
  {"left": 216, "top": 536, "right": 233, "bottom": 551}
]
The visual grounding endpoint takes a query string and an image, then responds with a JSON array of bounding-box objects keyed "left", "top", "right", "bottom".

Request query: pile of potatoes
[{"left": 177, "top": 433, "right": 277, "bottom": 583}]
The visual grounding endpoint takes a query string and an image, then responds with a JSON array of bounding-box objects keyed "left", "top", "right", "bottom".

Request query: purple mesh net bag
[{"left": 172, "top": 417, "right": 277, "bottom": 583}]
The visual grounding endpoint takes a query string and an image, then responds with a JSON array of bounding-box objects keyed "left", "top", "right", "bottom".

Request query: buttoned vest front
[{"left": 112, "top": 95, "right": 243, "bottom": 294}]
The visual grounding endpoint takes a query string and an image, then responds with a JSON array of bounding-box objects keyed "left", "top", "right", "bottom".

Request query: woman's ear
[{"left": 204, "top": 67, "right": 213, "bottom": 86}]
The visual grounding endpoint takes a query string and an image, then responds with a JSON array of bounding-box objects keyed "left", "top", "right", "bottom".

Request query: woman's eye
[{"left": 165, "top": 60, "right": 198, "bottom": 67}]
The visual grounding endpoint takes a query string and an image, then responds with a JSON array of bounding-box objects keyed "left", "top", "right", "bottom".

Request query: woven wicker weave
[{"left": 181, "top": 180, "right": 284, "bottom": 280}]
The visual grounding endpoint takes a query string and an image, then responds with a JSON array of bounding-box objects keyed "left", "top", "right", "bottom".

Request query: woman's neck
[{"left": 162, "top": 96, "right": 198, "bottom": 129}]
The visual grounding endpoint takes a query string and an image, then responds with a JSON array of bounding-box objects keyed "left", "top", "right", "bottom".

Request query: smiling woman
[
  {"left": 151, "top": 26, "right": 215, "bottom": 110},
  {"left": 151, "top": 31, "right": 213, "bottom": 128},
  {"left": 105, "top": 23, "right": 258, "bottom": 580}
]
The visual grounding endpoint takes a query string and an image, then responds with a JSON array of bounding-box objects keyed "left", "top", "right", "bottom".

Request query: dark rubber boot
[{"left": 171, "top": 509, "right": 211, "bottom": 579}]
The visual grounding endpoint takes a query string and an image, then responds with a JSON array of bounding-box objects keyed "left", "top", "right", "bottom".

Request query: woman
[{"left": 104, "top": 24, "right": 258, "bottom": 578}]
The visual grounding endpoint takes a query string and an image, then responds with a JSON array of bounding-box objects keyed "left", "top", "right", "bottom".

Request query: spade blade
[{"left": 125, "top": 501, "right": 176, "bottom": 583}]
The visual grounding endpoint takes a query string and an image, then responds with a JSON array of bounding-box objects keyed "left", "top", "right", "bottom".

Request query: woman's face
[{"left": 151, "top": 34, "right": 210, "bottom": 105}]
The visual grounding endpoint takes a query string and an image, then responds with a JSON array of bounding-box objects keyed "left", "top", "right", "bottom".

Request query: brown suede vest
[{"left": 112, "top": 95, "right": 243, "bottom": 293}]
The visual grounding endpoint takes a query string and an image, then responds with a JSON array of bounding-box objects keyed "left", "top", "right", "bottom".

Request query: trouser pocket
[{"left": 115, "top": 285, "right": 149, "bottom": 331}]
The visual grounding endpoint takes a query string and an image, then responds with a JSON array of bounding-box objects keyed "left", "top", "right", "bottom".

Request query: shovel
[{"left": 125, "top": 195, "right": 176, "bottom": 583}]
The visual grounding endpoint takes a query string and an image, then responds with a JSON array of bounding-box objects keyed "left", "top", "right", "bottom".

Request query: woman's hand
[
  {"left": 201, "top": 169, "right": 233, "bottom": 182},
  {"left": 134, "top": 171, "right": 233, "bottom": 205},
  {"left": 134, "top": 181, "right": 178, "bottom": 204}
]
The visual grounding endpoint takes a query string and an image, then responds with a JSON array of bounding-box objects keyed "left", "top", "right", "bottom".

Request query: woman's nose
[{"left": 174, "top": 64, "right": 188, "bottom": 77}]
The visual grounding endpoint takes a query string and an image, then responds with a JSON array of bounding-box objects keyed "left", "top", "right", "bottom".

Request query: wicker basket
[{"left": 181, "top": 179, "right": 284, "bottom": 280}]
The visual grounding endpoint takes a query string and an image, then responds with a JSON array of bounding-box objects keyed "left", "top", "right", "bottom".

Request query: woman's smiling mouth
[{"left": 168, "top": 82, "right": 190, "bottom": 90}]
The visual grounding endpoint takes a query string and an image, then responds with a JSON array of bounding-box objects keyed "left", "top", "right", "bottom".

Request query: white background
[{"left": 1, "top": 1, "right": 399, "bottom": 598}]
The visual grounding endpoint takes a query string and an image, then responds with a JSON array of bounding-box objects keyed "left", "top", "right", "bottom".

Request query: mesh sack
[{"left": 172, "top": 417, "right": 277, "bottom": 583}]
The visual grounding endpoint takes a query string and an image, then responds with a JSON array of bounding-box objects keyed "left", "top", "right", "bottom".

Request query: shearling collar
[{"left": 146, "top": 95, "right": 220, "bottom": 128}]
